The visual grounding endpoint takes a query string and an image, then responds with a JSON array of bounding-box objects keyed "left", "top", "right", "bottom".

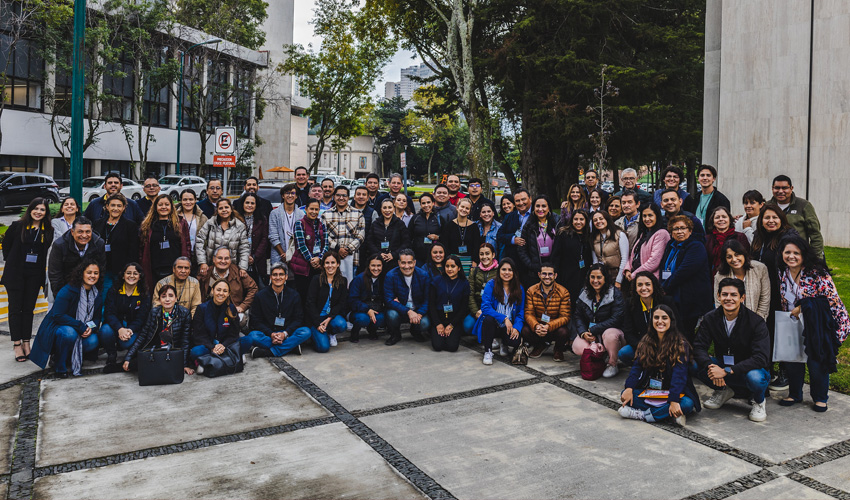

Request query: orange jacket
[{"left": 524, "top": 282, "right": 571, "bottom": 330}]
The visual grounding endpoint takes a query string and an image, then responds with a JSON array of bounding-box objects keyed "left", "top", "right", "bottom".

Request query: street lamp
[{"left": 176, "top": 38, "right": 222, "bottom": 175}]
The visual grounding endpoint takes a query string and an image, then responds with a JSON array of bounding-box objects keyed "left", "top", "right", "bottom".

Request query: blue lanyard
[{"left": 664, "top": 245, "right": 681, "bottom": 273}]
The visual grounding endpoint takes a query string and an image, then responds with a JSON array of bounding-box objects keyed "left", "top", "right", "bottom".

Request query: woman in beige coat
[{"left": 713, "top": 239, "right": 771, "bottom": 320}]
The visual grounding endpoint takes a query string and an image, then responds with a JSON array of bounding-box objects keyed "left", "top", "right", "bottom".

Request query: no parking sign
[{"left": 215, "top": 126, "right": 236, "bottom": 155}]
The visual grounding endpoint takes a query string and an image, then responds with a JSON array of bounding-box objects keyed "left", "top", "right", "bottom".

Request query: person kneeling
[
  {"left": 522, "top": 264, "right": 571, "bottom": 362},
  {"left": 305, "top": 251, "right": 349, "bottom": 352},
  {"left": 429, "top": 255, "right": 470, "bottom": 352},
  {"left": 619, "top": 305, "right": 700, "bottom": 426},
  {"left": 102, "top": 263, "right": 151, "bottom": 373},
  {"left": 191, "top": 279, "right": 252, "bottom": 373},
  {"left": 384, "top": 249, "right": 431, "bottom": 345},
  {"left": 693, "top": 278, "right": 770, "bottom": 422},
  {"left": 348, "top": 255, "right": 387, "bottom": 342},
  {"left": 246, "top": 263, "right": 312, "bottom": 358},
  {"left": 471, "top": 258, "right": 525, "bottom": 365},
  {"left": 123, "top": 285, "right": 192, "bottom": 375}
]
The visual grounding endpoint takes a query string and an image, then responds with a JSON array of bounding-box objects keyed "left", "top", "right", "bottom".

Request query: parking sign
[{"left": 215, "top": 126, "right": 236, "bottom": 154}]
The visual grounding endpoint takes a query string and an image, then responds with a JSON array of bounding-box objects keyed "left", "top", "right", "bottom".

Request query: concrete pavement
[{"left": 3, "top": 332, "right": 850, "bottom": 499}]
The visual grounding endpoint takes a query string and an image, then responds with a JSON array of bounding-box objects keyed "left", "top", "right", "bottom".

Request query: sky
[{"left": 293, "top": 0, "right": 422, "bottom": 98}]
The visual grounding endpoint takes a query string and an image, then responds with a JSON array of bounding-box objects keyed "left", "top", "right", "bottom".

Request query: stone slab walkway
[{"left": 2, "top": 332, "right": 850, "bottom": 499}]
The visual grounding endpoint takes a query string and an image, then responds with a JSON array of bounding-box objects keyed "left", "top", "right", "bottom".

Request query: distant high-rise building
[{"left": 383, "top": 63, "right": 435, "bottom": 106}]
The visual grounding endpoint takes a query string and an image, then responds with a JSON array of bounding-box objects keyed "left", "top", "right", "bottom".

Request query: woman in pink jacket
[{"left": 624, "top": 204, "right": 670, "bottom": 281}]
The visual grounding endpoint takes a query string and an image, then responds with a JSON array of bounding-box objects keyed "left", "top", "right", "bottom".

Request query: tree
[
  {"left": 402, "top": 85, "right": 458, "bottom": 181},
  {"left": 367, "top": 96, "right": 410, "bottom": 176},
  {"left": 175, "top": 0, "right": 269, "bottom": 50},
  {"left": 279, "top": 0, "right": 396, "bottom": 174}
]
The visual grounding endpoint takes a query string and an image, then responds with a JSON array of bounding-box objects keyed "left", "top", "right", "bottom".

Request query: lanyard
[
  {"left": 104, "top": 222, "right": 116, "bottom": 243},
  {"left": 445, "top": 277, "right": 460, "bottom": 298},
  {"left": 458, "top": 222, "right": 467, "bottom": 246},
  {"left": 539, "top": 222, "right": 549, "bottom": 246},
  {"left": 540, "top": 287, "right": 553, "bottom": 311},
  {"left": 275, "top": 289, "right": 284, "bottom": 316},
  {"left": 284, "top": 210, "right": 295, "bottom": 235},
  {"left": 174, "top": 279, "right": 187, "bottom": 304},
  {"left": 160, "top": 220, "right": 168, "bottom": 242},
  {"left": 664, "top": 245, "right": 681, "bottom": 272}
]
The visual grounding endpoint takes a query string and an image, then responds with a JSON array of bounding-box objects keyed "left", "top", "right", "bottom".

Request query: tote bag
[{"left": 773, "top": 311, "right": 807, "bottom": 363}]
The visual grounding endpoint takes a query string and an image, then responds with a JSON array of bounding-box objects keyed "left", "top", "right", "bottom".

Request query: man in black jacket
[
  {"left": 660, "top": 188, "right": 706, "bottom": 242},
  {"left": 232, "top": 176, "right": 273, "bottom": 219},
  {"left": 293, "top": 167, "right": 312, "bottom": 207},
  {"left": 83, "top": 172, "right": 145, "bottom": 224},
  {"left": 693, "top": 278, "right": 770, "bottom": 422},
  {"left": 245, "top": 263, "right": 312, "bottom": 357},
  {"left": 683, "top": 164, "right": 730, "bottom": 226},
  {"left": 495, "top": 188, "right": 532, "bottom": 264},
  {"left": 48, "top": 217, "right": 107, "bottom": 297}
]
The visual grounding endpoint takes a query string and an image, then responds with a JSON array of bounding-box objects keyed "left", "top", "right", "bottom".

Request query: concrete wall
[{"left": 706, "top": 0, "right": 850, "bottom": 246}]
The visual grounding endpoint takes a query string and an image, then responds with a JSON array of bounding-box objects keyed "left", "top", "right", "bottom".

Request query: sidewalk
[{"left": 2, "top": 331, "right": 850, "bottom": 499}]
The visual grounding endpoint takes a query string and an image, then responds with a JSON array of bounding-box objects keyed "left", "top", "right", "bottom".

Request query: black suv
[{"left": 0, "top": 172, "right": 60, "bottom": 210}]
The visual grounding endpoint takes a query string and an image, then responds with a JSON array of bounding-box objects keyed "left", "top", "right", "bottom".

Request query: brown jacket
[
  {"left": 524, "top": 282, "right": 571, "bottom": 330},
  {"left": 201, "top": 263, "right": 258, "bottom": 311}
]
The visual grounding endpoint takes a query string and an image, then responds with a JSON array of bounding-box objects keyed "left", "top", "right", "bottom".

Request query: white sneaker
[
  {"left": 602, "top": 365, "right": 619, "bottom": 378},
  {"left": 329, "top": 334, "right": 338, "bottom": 347},
  {"left": 749, "top": 400, "right": 767, "bottom": 422},
  {"left": 483, "top": 351, "right": 494, "bottom": 365},
  {"left": 673, "top": 414, "right": 687, "bottom": 427},
  {"left": 242, "top": 354, "right": 249, "bottom": 364},
  {"left": 195, "top": 364, "right": 204, "bottom": 375},
  {"left": 704, "top": 386, "right": 734, "bottom": 409},
  {"left": 491, "top": 338, "right": 501, "bottom": 350},
  {"left": 618, "top": 406, "right": 646, "bottom": 421}
]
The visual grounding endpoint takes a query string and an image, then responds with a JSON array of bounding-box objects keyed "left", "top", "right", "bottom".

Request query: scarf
[
  {"left": 711, "top": 227, "right": 736, "bottom": 268},
  {"left": 478, "top": 259, "right": 498, "bottom": 272},
  {"left": 72, "top": 287, "right": 98, "bottom": 376}
]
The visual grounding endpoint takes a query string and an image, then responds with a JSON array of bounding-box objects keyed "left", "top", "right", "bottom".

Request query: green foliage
[
  {"left": 822, "top": 247, "right": 850, "bottom": 394},
  {"left": 175, "top": 0, "right": 269, "bottom": 50}
]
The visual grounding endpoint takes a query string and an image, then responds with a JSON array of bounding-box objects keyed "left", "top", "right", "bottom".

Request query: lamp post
[
  {"left": 69, "top": 0, "right": 87, "bottom": 205},
  {"left": 176, "top": 38, "right": 221, "bottom": 175}
]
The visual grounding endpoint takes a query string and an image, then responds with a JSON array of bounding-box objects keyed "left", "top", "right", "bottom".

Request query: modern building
[
  {"left": 703, "top": 0, "right": 850, "bottom": 246},
  {"left": 383, "top": 63, "right": 435, "bottom": 108},
  {"left": 306, "top": 135, "right": 378, "bottom": 179}
]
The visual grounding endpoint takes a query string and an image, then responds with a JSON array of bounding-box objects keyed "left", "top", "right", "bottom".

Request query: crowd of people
[{"left": 3, "top": 165, "right": 847, "bottom": 426}]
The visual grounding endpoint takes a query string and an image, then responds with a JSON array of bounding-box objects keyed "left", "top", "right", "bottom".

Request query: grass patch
[{"left": 826, "top": 246, "right": 850, "bottom": 394}]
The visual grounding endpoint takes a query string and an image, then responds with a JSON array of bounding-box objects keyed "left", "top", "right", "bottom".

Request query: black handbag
[
  {"left": 196, "top": 342, "right": 244, "bottom": 378},
  {"left": 137, "top": 347, "right": 185, "bottom": 386}
]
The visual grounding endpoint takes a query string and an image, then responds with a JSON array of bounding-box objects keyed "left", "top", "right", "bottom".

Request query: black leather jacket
[{"left": 125, "top": 304, "right": 192, "bottom": 367}]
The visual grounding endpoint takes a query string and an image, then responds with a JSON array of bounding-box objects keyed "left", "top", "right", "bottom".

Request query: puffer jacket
[
  {"left": 195, "top": 216, "right": 251, "bottom": 269},
  {"left": 524, "top": 282, "right": 571, "bottom": 331},
  {"left": 570, "top": 286, "right": 626, "bottom": 340},
  {"left": 468, "top": 264, "right": 499, "bottom": 313},
  {"left": 124, "top": 304, "right": 192, "bottom": 367}
]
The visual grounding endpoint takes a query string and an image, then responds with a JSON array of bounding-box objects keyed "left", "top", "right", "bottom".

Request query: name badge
[
  {"left": 649, "top": 377, "right": 663, "bottom": 390},
  {"left": 723, "top": 355, "right": 735, "bottom": 366},
  {"left": 588, "top": 322, "right": 597, "bottom": 329},
  {"left": 248, "top": 237, "right": 253, "bottom": 246},
  {"left": 86, "top": 321, "right": 97, "bottom": 329},
  {"left": 160, "top": 241, "right": 170, "bottom": 250},
  {"left": 458, "top": 245, "right": 468, "bottom": 253},
  {"left": 790, "top": 210, "right": 798, "bottom": 214},
  {"left": 541, "top": 314, "right": 550, "bottom": 323},
  {"left": 104, "top": 244, "right": 112, "bottom": 252},
  {"left": 25, "top": 253, "right": 38, "bottom": 263},
  {"left": 406, "top": 301, "right": 414, "bottom": 309},
  {"left": 274, "top": 317, "right": 286, "bottom": 327},
  {"left": 313, "top": 244, "right": 321, "bottom": 254},
  {"left": 515, "top": 229, "right": 522, "bottom": 238},
  {"left": 662, "top": 271, "right": 672, "bottom": 280},
  {"left": 540, "top": 246, "right": 550, "bottom": 255},
  {"left": 443, "top": 304, "right": 453, "bottom": 313},
  {"left": 424, "top": 237, "right": 432, "bottom": 244},
  {"left": 381, "top": 241, "right": 390, "bottom": 250},
  {"left": 578, "top": 260, "right": 585, "bottom": 269}
]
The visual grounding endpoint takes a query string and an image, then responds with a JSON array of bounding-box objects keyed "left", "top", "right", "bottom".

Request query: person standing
[
  {"left": 93, "top": 194, "right": 140, "bottom": 292},
  {"left": 714, "top": 239, "right": 771, "bottom": 321},
  {"left": 683, "top": 164, "right": 730, "bottom": 226},
  {"left": 319, "top": 178, "right": 336, "bottom": 214},
  {"left": 446, "top": 174, "right": 466, "bottom": 206},
  {"left": 291, "top": 199, "right": 329, "bottom": 300},
  {"left": 139, "top": 194, "right": 191, "bottom": 288},
  {"left": 352, "top": 186, "right": 379, "bottom": 274},
  {"left": 433, "top": 184, "right": 458, "bottom": 221},
  {"left": 465, "top": 177, "right": 492, "bottom": 221},
  {"left": 582, "top": 170, "right": 609, "bottom": 204},
  {"left": 477, "top": 202, "right": 501, "bottom": 247},
  {"left": 560, "top": 183, "right": 589, "bottom": 227},
  {"left": 83, "top": 172, "right": 145, "bottom": 223},
  {"left": 239, "top": 193, "right": 270, "bottom": 288},
  {"left": 442, "top": 198, "right": 482, "bottom": 276},
  {"left": 614, "top": 168, "right": 652, "bottom": 204},
  {"left": 768, "top": 175, "right": 824, "bottom": 256},
  {"left": 196, "top": 199, "right": 250, "bottom": 280},
  {"left": 364, "top": 173, "right": 386, "bottom": 210},
  {"left": 387, "top": 174, "right": 414, "bottom": 213},
  {"left": 2, "top": 198, "right": 53, "bottom": 361},
  {"left": 517, "top": 195, "right": 558, "bottom": 288},
  {"left": 135, "top": 176, "right": 162, "bottom": 217},
  {"left": 652, "top": 166, "right": 690, "bottom": 207},
  {"left": 408, "top": 193, "right": 443, "bottom": 264},
  {"left": 393, "top": 193, "right": 414, "bottom": 226},
  {"left": 590, "top": 211, "right": 629, "bottom": 288},
  {"left": 495, "top": 188, "right": 532, "bottom": 265},
  {"left": 551, "top": 209, "right": 593, "bottom": 306},
  {"left": 293, "top": 166, "right": 312, "bottom": 207},
  {"left": 196, "top": 179, "right": 224, "bottom": 218},
  {"left": 660, "top": 188, "right": 706, "bottom": 242},
  {"left": 232, "top": 176, "right": 273, "bottom": 219},
  {"left": 623, "top": 203, "right": 670, "bottom": 281},
  {"left": 734, "top": 189, "right": 765, "bottom": 243},
  {"left": 615, "top": 190, "right": 641, "bottom": 249},
  {"left": 522, "top": 264, "right": 571, "bottom": 361},
  {"left": 322, "top": 185, "right": 365, "bottom": 283},
  {"left": 177, "top": 189, "right": 208, "bottom": 274},
  {"left": 268, "top": 183, "right": 305, "bottom": 265},
  {"left": 47, "top": 217, "right": 106, "bottom": 297},
  {"left": 705, "top": 206, "right": 750, "bottom": 275},
  {"left": 366, "top": 199, "right": 409, "bottom": 273},
  {"left": 52, "top": 197, "right": 80, "bottom": 242}
]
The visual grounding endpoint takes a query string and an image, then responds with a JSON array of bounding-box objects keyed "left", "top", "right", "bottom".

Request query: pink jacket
[{"left": 624, "top": 230, "right": 671, "bottom": 278}]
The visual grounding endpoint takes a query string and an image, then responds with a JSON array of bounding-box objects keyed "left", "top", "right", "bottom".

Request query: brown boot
[{"left": 553, "top": 350, "right": 565, "bottom": 362}]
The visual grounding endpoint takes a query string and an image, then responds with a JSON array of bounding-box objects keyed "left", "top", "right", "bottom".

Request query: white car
[
  {"left": 59, "top": 176, "right": 144, "bottom": 202},
  {"left": 157, "top": 175, "right": 208, "bottom": 201}
]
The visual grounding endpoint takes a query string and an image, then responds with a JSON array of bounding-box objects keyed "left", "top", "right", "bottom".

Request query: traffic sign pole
[{"left": 401, "top": 151, "right": 407, "bottom": 196}]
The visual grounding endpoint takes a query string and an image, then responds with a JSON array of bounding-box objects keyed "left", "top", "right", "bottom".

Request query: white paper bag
[{"left": 773, "top": 311, "right": 807, "bottom": 363}]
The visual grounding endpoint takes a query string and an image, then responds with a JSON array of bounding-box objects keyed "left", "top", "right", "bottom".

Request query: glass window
[
  {"left": 233, "top": 67, "right": 252, "bottom": 137},
  {"left": 205, "top": 57, "right": 229, "bottom": 132},
  {"left": 0, "top": 35, "right": 44, "bottom": 111},
  {"left": 180, "top": 53, "right": 201, "bottom": 131},
  {"left": 0, "top": 155, "right": 40, "bottom": 172},
  {"left": 103, "top": 55, "right": 135, "bottom": 122},
  {"left": 142, "top": 46, "right": 170, "bottom": 128}
]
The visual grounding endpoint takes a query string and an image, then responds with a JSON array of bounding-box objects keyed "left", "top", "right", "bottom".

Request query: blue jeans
[
  {"left": 624, "top": 392, "right": 696, "bottom": 422},
  {"left": 98, "top": 323, "right": 138, "bottom": 357},
  {"left": 310, "top": 315, "right": 347, "bottom": 353},
  {"left": 189, "top": 338, "right": 252, "bottom": 361},
  {"left": 385, "top": 309, "right": 431, "bottom": 337},
  {"left": 349, "top": 312, "right": 385, "bottom": 332},
  {"left": 697, "top": 357, "right": 770, "bottom": 404},
  {"left": 244, "top": 328, "right": 312, "bottom": 357},
  {"left": 463, "top": 314, "right": 476, "bottom": 335},
  {"left": 54, "top": 326, "right": 99, "bottom": 373},
  {"left": 786, "top": 359, "right": 830, "bottom": 403},
  {"left": 618, "top": 345, "right": 636, "bottom": 366}
]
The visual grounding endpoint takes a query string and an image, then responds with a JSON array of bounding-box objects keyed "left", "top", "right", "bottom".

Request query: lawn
[{"left": 826, "top": 246, "right": 850, "bottom": 393}]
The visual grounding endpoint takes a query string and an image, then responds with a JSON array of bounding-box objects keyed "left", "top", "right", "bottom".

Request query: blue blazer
[
  {"left": 471, "top": 279, "right": 525, "bottom": 343},
  {"left": 383, "top": 266, "right": 430, "bottom": 316},
  {"left": 660, "top": 236, "right": 714, "bottom": 319},
  {"left": 30, "top": 284, "right": 104, "bottom": 369}
]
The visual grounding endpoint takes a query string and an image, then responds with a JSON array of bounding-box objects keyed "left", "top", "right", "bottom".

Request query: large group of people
[{"left": 4, "top": 166, "right": 848, "bottom": 427}]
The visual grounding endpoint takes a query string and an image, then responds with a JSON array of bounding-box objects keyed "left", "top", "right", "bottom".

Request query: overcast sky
[{"left": 293, "top": 0, "right": 422, "bottom": 98}]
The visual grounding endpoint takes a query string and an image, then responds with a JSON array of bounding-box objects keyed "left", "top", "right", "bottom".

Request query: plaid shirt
[
  {"left": 322, "top": 205, "right": 365, "bottom": 266},
  {"left": 294, "top": 218, "right": 329, "bottom": 261}
]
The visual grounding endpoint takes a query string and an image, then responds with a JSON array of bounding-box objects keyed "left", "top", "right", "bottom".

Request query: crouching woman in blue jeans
[
  {"left": 190, "top": 279, "right": 252, "bottom": 370},
  {"left": 348, "top": 255, "right": 386, "bottom": 342},
  {"left": 619, "top": 304, "right": 700, "bottom": 425},
  {"left": 30, "top": 259, "right": 103, "bottom": 378},
  {"left": 101, "top": 263, "right": 151, "bottom": 373},
  {"left": 306, "top": 251, "right": 349, "bottom": 352},
  {"left": 123, "top": 284, "right": 193, "bottom": 375}
]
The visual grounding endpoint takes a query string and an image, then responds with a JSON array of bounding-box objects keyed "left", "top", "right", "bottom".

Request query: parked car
[
  {"left": 404, "top": 179, "right": 415, "bottom": 187},
  {"left": 157, "top": 175, "right": 207, "bottom": 201},
  {"left": 0, "top": 172, "right": 60, "bottom": 210},
  {"left": 601, "top": 181, "right": 615, "bottom": 193},
  {"left": 257, "top": 182, "right": 286, "bottom": 209},
  {"left": 59, "top": 176, "right": 144, "bottom": 203}
]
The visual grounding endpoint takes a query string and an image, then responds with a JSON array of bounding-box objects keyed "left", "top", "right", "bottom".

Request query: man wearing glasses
[
  {"left": 136, "top": 177, "right": 162, "bottom": 216},
  {"left": 522, "top": 264, "right": 571, "bottom": 362},
  {"left": 269, "top": 183, "right": 305, "bottom": 265},
  {"left": 322, "top": 185, "right": 365, "bottom": 282},
  {"left": 197, "top": 179, "right": 224, "bottom": 217},
  {"left": 767, "top": 175, "right": 823, "bottom": 256},
  {"left": 583, "top": 169, "right": 609, "bottom": 204},
  {"left": 466, "top": 177, "right": 493, "bottom": 222},
  {"left": 615, "top": 168, "right": 652, "bottom": 204}
]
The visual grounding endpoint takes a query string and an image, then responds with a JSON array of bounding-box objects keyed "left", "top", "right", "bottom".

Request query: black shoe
[
  {"left": 102, "top": 363, "right": 122, "bottom": 374},
  {"left": 410, "top": 331, "right": 427, "bottom": 342},
  {"left": 251, "top": 347, "right": 273, "bottom": 359},
  {"left": 367, "top": 327, "right": 378, "bottom": 340},
  {"left": 350, "top": 329, "right": 360, "bottom": 343},
  {"left": 56, "top": 372, "right": 69, "bottom": 379},
  {"left": 83, "top": 349, "right": 99, "bottom": 362},
  {"left": 385, "top": 335, "right": 401, "bottom": 346},
  {"left": 294, "top": 344, "right": 302, "bottom": 355},
  {"left": 769, "top": 373, "right": 789, "bottom": 391}
]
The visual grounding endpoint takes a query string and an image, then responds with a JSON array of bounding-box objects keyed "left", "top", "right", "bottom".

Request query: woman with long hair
[
  {"left": 443, "top": 197, "right": 481, "bottom": 276},
  {"left": 101, "top": 262, "right": 150, "bottom": 373},
  {"left": 239, "top": 193, "right": 270, "bottom": 288},
  {"left": 498, "top": 194, "right": 515, "bottom": 221},
  {"left": 619, "top": 271, "right": 679, "bottom": 366},
  {"left": 518, "top": 195, "right": 558, "bottom": 287},
  {"left": 471, "top": 258, "right": 525, "bottom": 365},
  {"left": 52, "top": 197, "right": 80, "bottom": 242},
  {"left": 177, "top": 188, "right": 208, "bottom": 275},
  {"left": 123, "top": 284, "right": 193, "bottom": 375},
  {"left": 623, "top": 203, "right": 670, "bottom": 281},
  {"left": 422, "top": 242, "right": 447, "bottom": 278},
  {"left": 464, "top": 243, "right": 500, "bottom": 336},
  {"left": 590, "top": 210, "right": 629, "bottom": 287},
  {"left": 551, "top": 209, "right": 593, "bottom": 306},
  {"left": 714, "top": 239, "right": 770, "bottom": 320},
  {"left": 195, "top": 198, "right": 250, "bottom": 280},
  {"left": 347, "top": 254, "right": 386, "bottom": 342},
  {"left": 2, "top": 198, "right": 53, "bottom": 361},
  {"left": 366, "top": 198, "right": 410, "bottom": 273},
  {"left": 559, "top": 183, "right": 588, "bottom": 227},
  {"left": 393, "top": 193, "right": 414, "bottom": 226},
  {"left": 306, "top": 251, "right": 349, "bottom": 351},
  {"left": 705, "top": 205, "right": 750, "bottom": 275},
  {"left": 139, "top": 194, "right": 190, "bottom": 289},
  {"left": 477, "top": 202, "right": 501, "bottom": 248},
  {"left": 429, "top": 255, "right": 470, "bottom": 352},
  {"left": 409, "top": 193, "right": 443, "bottom": 264},
  {"left": 29, "top": 259, "right": 103, "bottom": 378},
  {"left": 190, "top": 279, "right": 252, "bottom": 372},
  {"left": 571, "top": 263, "right": 627, "bottom": 377},
  {"left": 776, "top": 235, "right": 850, "bottom": 411},
  {"left": 735, "top": 189, "right": 765, "bottom": 243},
  {"left": 291, "top": 198, "right": 329, "bottom": 300},
  {"left": 619, "top": 304, "right": 700, "bottom": 425}
]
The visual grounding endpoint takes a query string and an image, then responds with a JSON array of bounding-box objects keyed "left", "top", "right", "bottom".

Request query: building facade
[
  {"left": 383, "top": 63, "right": 435, "bottom": 108},
  {"left": 703, "top": 0, "right": 850, "bottom": 246}
]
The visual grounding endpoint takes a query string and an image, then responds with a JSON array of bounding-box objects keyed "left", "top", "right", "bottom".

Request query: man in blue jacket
[
  {"left": 83, "top": 172, "right": 145, "bottom": 224},
  {"left": 383, "top": 249, "right": 431, "bottom": 346},
  {"left": 245, "top": 263, "right": 312, "bottom": 357},
  {"left": 495, "top": 188, "right": 532, "bottom": 284}
]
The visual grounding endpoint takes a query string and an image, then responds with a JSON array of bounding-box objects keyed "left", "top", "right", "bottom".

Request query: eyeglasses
[
  {"left": 144, "top": 184, "right": 159, "bottom": 188},
  {"left": 208, "top": 186, "right": 222, "bottom": 191},
  {"left": 671, "top": 227, "right": 689, "bottom": 232},
  {"left": 284, "top": 191, "right": 296, "bottom": 196},
  {"left": 469, "top": 183, "right": 481, "bottom": 188}
]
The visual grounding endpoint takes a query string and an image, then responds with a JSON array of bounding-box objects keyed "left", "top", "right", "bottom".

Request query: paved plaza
[{"left": 2, "top": 325, "right": 850, "bottom": 499}]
